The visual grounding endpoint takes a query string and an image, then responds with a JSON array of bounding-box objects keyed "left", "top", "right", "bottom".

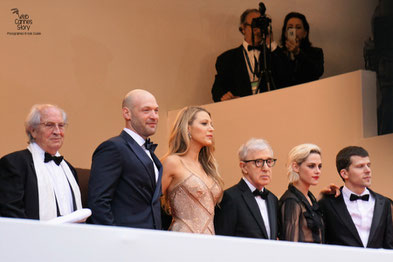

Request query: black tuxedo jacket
[
  {"left": 0, "top": 149, "right": 78, "bottom": 219},
  {"left": 214, "top": 179, "right": 279, "bottom": 239},
  {"left": 88, "top": 131, "right": 162, "bottom": 229},
  {"left": 319, "top": 188, "right": 393, "bottom": 249},
  {"left": 211, "top": 45, "right": 287, "bottom": 102}
]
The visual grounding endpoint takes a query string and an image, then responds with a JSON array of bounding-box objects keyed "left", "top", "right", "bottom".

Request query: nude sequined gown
[{"left": 167, "top": 173, "right": 222, "bottom": 235}]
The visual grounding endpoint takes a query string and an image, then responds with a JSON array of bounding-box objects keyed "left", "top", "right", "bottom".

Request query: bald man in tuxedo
[{"left": 88, "top": 89, "right": 162, "bottom": 229}]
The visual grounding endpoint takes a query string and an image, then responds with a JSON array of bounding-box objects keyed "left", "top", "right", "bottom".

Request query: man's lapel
[
  {"left": 266, "top": 190, "right": 277, "bottom": 239},
  {"left": 237, "top": 46, "right": 252, "bottom": 88},
  {"left": 238, "top": 179, "right": 268, "bottom": 238},
  {"left": 332, "top": 194, "right": 363, "bottom": 245},
  {"left": 151, "top": 152, "right": 163, "bottom": 201},
  {"left": 120, "top": 131, "right": 156, "bottom": 187},
  {"left": 367, "top": 190, "right": 384, "bottom": 246}
]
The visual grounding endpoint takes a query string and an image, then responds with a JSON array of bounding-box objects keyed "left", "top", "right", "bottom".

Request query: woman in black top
[
  {"left": 279, "top": 143, "right": 324, "bottom": 243},
  {"left": 278, "top": 12, "right": 324, "bottom": 87}
]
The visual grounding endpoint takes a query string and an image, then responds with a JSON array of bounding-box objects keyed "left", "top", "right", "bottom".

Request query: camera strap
[{"left": 242, "top": 46, "right": 260, "bottom": 80}]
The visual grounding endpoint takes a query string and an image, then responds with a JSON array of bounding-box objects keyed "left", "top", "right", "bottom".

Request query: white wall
[{"left": 0, "top": 218, "right": 392, "bottom": 261}]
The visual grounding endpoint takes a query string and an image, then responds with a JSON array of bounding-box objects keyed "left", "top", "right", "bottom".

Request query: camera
[{"left": 251, "top": 2, "right": 271, "bottom": 35}]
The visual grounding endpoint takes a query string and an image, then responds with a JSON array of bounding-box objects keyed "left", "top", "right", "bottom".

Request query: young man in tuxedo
[
  {"left": 88, "top": 89, "right": 162, "bottom": 229},
  {"left": 319, "top": 146, "right": 393, "bottom": 249},
  {"left": 0, "top": 104, "right": 82, "bottom": 220},
  {"left": 214, "top": 138, "right": 279, "bottom": 239}
]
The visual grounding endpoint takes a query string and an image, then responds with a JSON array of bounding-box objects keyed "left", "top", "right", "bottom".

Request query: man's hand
[{"left": 221, "top": 91, "right": 239, "bottom": 101}]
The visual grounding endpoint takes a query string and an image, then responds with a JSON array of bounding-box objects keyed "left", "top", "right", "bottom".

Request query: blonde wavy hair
[
  {"left": 287, "top": 143, "right": 321, "bottom": 183},
  {"left": 164, "top": 106, "right": 223, "bottom": 188}
]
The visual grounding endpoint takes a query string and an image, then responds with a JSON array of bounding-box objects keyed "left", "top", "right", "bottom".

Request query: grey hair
[
  {"left": 287, "top": 143, "right": 321, "bottom": 183},
  {"left": 239, "top": 9, "right": 259, "bottom": 33},
  {"left": 24, "top": 104, "right": 67, "bottom": 143},
  {"left": 238, "top": 138, "right": 273, "bottom": 161}
]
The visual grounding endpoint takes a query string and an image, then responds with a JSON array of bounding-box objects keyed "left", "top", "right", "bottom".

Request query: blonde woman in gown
[{"left": 161, "top": 106, "right": 223, "bottom": 234}]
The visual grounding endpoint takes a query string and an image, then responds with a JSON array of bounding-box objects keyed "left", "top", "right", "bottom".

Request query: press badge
[{"left": 251, "top": 81, "right": 259, "bottom": 95}]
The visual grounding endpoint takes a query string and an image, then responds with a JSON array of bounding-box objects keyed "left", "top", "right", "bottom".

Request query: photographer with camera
[
  {"left": 211, "top": 5, "right": 285, "bottom": 103},
  {"left": 278, "top": 12, "right": 324, "bottom": 87}
]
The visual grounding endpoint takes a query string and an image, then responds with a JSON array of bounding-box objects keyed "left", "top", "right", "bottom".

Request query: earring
[{"left": 188, "top": 132, "right": 192, "bottom": 139}]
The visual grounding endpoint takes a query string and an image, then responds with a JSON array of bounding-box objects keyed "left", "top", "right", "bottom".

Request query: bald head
[
  {"left": 122, "top": 89, "right": 159, "bottom": 138},
  {"left": 122, "top": 89, "right": 155, "bottom": 110}
]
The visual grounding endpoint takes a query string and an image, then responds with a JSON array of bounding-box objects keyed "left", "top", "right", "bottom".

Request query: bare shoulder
[
  {"left": 162, "top": 155, "right": 189, "bottom": 193},
  {"left": 162, "top": 154, "right": 182, "bottom": 172}
]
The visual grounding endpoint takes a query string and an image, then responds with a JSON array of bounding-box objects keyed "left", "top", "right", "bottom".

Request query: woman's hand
[{"left": 285, "top": 39, "right": 300, "bottom": 56}]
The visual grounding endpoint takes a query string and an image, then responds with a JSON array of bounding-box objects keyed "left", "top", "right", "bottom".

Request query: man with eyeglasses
[
  {"left": 0, "top": 104, "right": 82, "bottom": 220},
  {"left": 214, "top": 138, "right": 279, "bottom": 239},
  {"left": 211, "top": 8, "right": 285, "bottom": 102}
]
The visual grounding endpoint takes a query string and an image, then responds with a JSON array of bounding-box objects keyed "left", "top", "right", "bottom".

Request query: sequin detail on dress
[{"left": 168, "top": 173, "right": 222, "bottom": 234}]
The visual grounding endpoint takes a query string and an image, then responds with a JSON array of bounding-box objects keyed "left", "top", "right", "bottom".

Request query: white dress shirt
[
  {"left": 123, "top": 128, "right": 158, "bottom": 181},
  {"left": 242, "top": 40, "right": 278, "bottom": 91},
  {"left": 243, "top": 177, "right": 271, "bottom": 238},
  {"left": 342, "top": 185, "right": 375, "bottom": 247},
  {"left": 32, "top": 143, "right": 74, "bottom": 216},
  {"left": 242, "top": 40, "right": 261, "bottom": 83}
]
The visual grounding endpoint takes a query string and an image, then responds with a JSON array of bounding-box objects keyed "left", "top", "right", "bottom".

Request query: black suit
[
  {"left": 214, "top": 179, "right": 278, "bottom": 239},
  {"left": 319, "top": 188, "right": 393, "bottom": 249},
  {"left": 88, "top": 131, "right": 162, "bottom": 229},
  {"left": 211, "top": 45, "right": 287, "bottom": 102},
  {"left": 0, "top": 149, "right": 78, "bottom": 219}
]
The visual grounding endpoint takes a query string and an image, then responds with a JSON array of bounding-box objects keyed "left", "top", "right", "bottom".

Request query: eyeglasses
[
  {"left": 40, "top": 122, "right": 68, "bottom": 131},
  {"left": 242, "top": 158, "right": 277, "bottom": 168}
]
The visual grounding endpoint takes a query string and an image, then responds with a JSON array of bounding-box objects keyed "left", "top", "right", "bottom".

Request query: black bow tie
[
  {"left": 44, "top": 152, "right": 63, "bottom": 166},
  {"left": 144, "top": 138, "right": 157, "bottom": 153},
  {"left": 253, "top": 189, "right": 269, "bottom": 200},
  {"left": 350, "top": 193, "right": 370, "bottom": 201},
  {"left": 248, "top": 45, "right": 262, "bottom": 51}
]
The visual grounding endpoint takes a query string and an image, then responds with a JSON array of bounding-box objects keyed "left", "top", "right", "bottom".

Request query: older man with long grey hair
[{"left": 0, "top": 104, "right": 82, "bottom": 220}]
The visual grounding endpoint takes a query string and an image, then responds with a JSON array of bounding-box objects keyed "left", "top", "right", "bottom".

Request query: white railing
[{"left": 0, "top": 217, "right": 391, "bottom": 262}]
